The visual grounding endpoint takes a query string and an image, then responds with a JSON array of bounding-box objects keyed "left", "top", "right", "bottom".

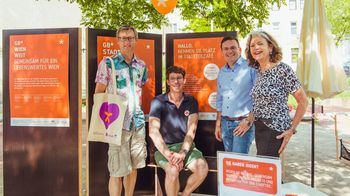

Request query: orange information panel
[
  {"left": 9, "top": 34, "right": 70, "bottom": 127},
  {"left": 218, "top": 152, "right": 282, "bottom": 195},
  {"left": 97, "top": 36, "right": 155, "bottom": 114},
  {"left": 173, "top": 38, "right": 226, "bottom": 120}
]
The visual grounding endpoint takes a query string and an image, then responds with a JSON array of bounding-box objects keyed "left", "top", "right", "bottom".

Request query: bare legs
[
  {"left": 124, "top": 170, "right": 137, "bottom": 196},
  {"left": 164, "top": 158, "right": 208, "bottom": 196},
  {"left": 108, "top": 176, "right": 122, "bottom": 196},
  {"left": 164, "top": 165, "right": 180, "bottom": 196},
  {"left": 181, "top": 158, "right": 208, "bottom": 196},
  {"left": 108, "top": 169, "right": 137, "bottom": 196}
]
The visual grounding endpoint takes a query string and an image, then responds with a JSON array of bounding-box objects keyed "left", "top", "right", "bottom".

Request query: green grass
[
  {"left": 288, "top": 77, "right": 350, "bottom": 108},
  {"left": 335, "top": 90, "right": 350, "bottom": 98},
  {"left": 335, "top": 77, "right": 350, "bottom": 97},
  {"left": 288, "top": 92, "right": 350, "bottom": 109},
  {"left": 288, "top": 95, "right": 298, "bottom": 109}
]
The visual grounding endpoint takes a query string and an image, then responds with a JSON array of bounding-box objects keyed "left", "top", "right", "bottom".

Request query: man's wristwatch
[
  {"left": 244, "top": 118, "right": 252, "bottom": 127},
  {"left": 181, "top": 149, "right": 189, "bottom": 155}
]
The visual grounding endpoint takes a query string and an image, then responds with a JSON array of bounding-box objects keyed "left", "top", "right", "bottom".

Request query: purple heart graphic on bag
[{"left": 99, "top": 102, "right": 120, "bottom": 129}]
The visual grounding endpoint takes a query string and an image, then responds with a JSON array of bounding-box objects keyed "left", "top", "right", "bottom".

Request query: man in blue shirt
[
  {"left": 215, "top": 36, "right": 256, "bottom": 153},
  {"left": 149, "top": 66, "right": 208, "bottom": 196}
]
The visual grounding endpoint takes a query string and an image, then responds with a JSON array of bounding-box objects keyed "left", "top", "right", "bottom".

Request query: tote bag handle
[{"left": 106, "top": 57, "right": 118, "bottom": 95}]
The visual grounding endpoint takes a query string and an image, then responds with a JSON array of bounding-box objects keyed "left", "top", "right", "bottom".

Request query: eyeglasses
[
  {"left": 118, "top": 37, "right": 135, "bottom": 42},
  {"left": 168, "top": 76, "right": 184, "bottom": 82}
]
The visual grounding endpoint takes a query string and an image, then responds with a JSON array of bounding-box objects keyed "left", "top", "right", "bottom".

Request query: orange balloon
[{"left": 151, "top": 0, "right": 177, "bottom": 15}]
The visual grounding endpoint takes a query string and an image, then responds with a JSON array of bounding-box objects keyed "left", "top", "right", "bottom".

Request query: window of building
[
  {"left": 272, "top": 22, "right": 280, "bottom": 30},
  {"left": 291, "top": 48, "right": 299, "bottom": 63},
  {"left": 172, "top": 23, "right": 178, "bottom": 33},
  {"left": 289, "top": 0, "right": 297, "bottom": 10},
  {"left": 300, "top": 0, "right": 304, "bottom": 9},
  {"left": 271, "top": 3, "right": 279, "bottom": 11},
  {"left": 291, "top": 22, "right": 297, "bottom": 35}
]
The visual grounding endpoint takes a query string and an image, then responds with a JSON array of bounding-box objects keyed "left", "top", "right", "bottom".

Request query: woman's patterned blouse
[{"left": 251, "top": 62, "right": 302, "bottom": 132}]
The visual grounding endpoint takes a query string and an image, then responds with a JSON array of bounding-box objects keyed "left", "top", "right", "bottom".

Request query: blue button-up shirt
[{"left": 216, "top": 57, "right": 256, "bottom": 117}]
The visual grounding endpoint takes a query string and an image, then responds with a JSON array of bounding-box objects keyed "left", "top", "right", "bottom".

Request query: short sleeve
[
  {"left": 282, "top": 64, "right": 302, "bottom": 94},
  {"left": 95, "top": 58, "right": 110, "bottom": 85},
  {"left": 149, "top": 97, "right": 162, "bottom": 119},
  {"left": 190, "top": 97, "right": 199, "bottom": 114},
  {"left": 141, "top": 67, "right": 148, "bottom": 86}
]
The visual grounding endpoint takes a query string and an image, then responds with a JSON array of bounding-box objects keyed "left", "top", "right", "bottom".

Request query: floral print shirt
[{"left": 95, "top": 51, "right": 148, "bottom": 131}]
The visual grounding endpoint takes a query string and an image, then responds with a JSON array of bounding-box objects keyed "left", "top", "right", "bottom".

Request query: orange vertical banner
[
  {"left": 173, "top": 37, "right": 226, "bottom": 120},
  {"left": 9, "top": 34, "right": 70, "bottom": 127}
]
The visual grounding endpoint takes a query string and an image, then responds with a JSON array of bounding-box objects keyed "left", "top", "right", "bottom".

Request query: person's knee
[
  {"left": 109, "top": 176, "right": 122, "bottom": 184},
  {"left": 191, "top": 159, "right": 208, "bottom": 178},
  {"left": 233, "top": 135, "right": 253, "bottom": 153},
  {"left": 165, "top": 166, "right": 180, "bottom": 181},
  {"left": 232, "top": 144, "right": 249, "bottom": 154},
  {"left": 198, "top": 160, "right": 209, "bottom": 177}
]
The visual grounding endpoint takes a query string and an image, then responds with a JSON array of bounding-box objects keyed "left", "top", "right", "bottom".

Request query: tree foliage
[
  {"left": 178, "top": 0, "right": 285, "bottom": 37},
  {"left": 324, "top": 0, "right": 350, "bottom": 45},
  {"left": 67, "top": 0, "right": 168, "bottom": 31},
  {"left": 67, "top": 0, "right": 284, "bottom": 36}
]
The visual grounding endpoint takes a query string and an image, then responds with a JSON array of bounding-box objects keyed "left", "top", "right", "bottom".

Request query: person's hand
[
  {"left": 233, "top": 119, "right": 251, "bottom": 136},
  {"left": 170, "top": 152, "right": 185, "bottom": 164},
  {"left": 173, "top": 161, "right": 184, "bottom": 171},
  {"left": 164, "top": 151, "right": 174, "bottom": 163},
  {"left": 276, "top": 128, "right": 295, "bottom": 154},
  {"left": 215, "top": 126, "right": 222, "bottom": 142},
  {"left": 169, "top": 152, "right": 185, "bottom": 171}
]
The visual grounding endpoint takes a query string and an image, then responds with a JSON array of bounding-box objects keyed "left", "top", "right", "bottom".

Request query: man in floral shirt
[{"left": 95, "top": 26, "right": 147, "bottom": 196}]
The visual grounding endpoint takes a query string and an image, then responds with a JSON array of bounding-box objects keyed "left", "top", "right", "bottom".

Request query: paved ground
[
  {"left": 1, "top": 98, "right": 350, "bottom": 196},
  {"left": 282, "top": 116, "right": 350, "bottom": 196},
  {"left": 280, "top": 98, "right": 350, "bottom": 196}
]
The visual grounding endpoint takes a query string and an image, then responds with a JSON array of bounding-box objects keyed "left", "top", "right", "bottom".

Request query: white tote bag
[{"left": 88, "top": 57, "right": 127, "bottom": 145}]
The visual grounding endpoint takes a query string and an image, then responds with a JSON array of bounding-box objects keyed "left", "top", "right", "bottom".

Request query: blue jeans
[{"left": 221, "top": 118, "right": 255, "bottom": 154}]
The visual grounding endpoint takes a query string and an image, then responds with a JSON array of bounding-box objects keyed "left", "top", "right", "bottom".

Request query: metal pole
[{"left": 311, "top": 97, "right": 315, "bottom": 187}]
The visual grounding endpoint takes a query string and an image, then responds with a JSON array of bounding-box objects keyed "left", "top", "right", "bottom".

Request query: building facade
[
  {"left": 262, "top": 0, "right": 350, "bottom": 74},
  {"left": 262, "top": 0, "right": 304, "bottom": 70}
]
